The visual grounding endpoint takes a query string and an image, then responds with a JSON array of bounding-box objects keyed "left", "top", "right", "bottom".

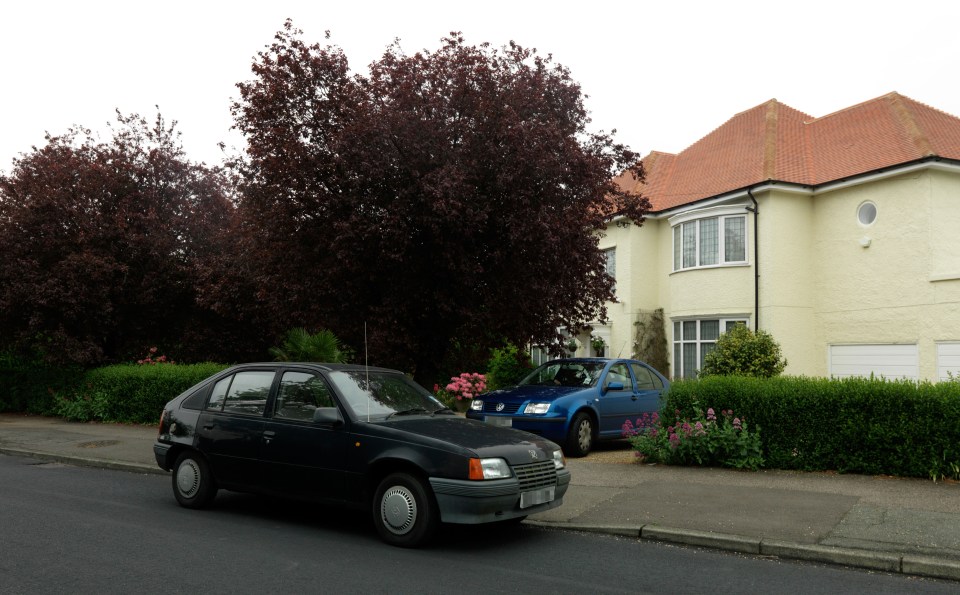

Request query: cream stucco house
[{"left": 566, "top": 92, "right": 960, "bottom": 382}]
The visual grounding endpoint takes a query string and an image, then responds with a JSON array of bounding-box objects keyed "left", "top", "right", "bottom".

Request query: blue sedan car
[{"left": 466, "top": 358, "right": 669, "bottom": 457}]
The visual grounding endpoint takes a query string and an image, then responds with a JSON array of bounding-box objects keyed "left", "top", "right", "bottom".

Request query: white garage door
[
  {"left": 938, "top": 342, "right": 960, "bottom": 381},
  {"left": 829, "top": 344, "right": 919, "bottom": 380}
]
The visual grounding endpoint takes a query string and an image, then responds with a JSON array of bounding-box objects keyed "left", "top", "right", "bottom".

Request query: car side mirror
[
  {"left": 602, "top": 381, "right": 625, "bottom": 394},
  {"left": 313, "top": 407, "right": 344, "bottom": 426}
]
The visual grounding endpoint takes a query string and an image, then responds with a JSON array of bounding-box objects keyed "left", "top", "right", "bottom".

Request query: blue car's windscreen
[{"left": 519, "top": 362, "right": 605, "bottom": 388}]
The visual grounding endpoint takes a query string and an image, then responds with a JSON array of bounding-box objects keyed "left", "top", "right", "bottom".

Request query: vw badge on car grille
[{"left": 496, "top": 403, "right": 505, "bottom": 412}]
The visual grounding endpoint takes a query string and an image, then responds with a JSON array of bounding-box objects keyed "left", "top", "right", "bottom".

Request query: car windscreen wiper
[{"left": 386, "top": 407, "right": 431, "bottom": 419}]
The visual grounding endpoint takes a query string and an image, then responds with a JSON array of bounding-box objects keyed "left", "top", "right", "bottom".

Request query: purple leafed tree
[
  {"left": 0, "top": 112, "right": 237, "bottom": 364},
  {"left": 226, "top": 21, "right": 649, "bottom": 384}
]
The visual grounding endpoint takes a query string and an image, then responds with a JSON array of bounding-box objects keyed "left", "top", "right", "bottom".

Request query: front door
[{"left": 259, "top": 370, "right": 348, "bottom": 501}]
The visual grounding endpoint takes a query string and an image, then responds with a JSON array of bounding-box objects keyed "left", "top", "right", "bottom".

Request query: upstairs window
[
  {"left": 604, "top": 248, "right": 616, "bottom": 293},
  {"left": 672, "top": 214, "right": 747, "bottom": 271}
]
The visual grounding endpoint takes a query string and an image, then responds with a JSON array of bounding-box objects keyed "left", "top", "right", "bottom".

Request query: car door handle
[
  {"left": 262, "top": 430, "right": 276, "bottom": 444},
  {"left": 203, "top": 423, "right": 214, "bottom": 430}
]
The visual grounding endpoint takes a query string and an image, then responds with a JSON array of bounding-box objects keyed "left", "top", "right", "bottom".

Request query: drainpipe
[{"left": 745, "top": 189, "right": 759, "bottom": 331}]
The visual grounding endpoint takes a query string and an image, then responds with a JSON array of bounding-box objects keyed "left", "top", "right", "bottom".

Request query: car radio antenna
[{"left": 365, "top": 322, "right": 370, "bottom": 422}]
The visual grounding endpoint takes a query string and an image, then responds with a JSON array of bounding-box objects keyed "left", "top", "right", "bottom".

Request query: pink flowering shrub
[
  {"left": 137, "top": 347, "right": 174, "bottom": 365},
  {"left": 622, "top": 405, "right": 763, "bottom": 470},
  {"left": 445, "top": 372, "right": 486, "bottom": 401}
]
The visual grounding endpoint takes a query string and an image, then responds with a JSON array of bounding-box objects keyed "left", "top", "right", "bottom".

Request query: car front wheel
[
  {"left": 373, "top": 472, "right": 438, "bottom": 548},
  {"left": 172, "top": 451, "right": 217, "bottom": 509},
  {"left": 565, "top": 412, "right": 594, "bottom": 457}
]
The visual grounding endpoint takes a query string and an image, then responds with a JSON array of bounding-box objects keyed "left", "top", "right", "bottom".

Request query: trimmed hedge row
[
  {"left": 665, "top": 376, "right": 960, "bottom": 479},
  {"left": 55, "top": 363, "right": 229, "bottom": 424},
  {"left": 0, "top": 357, "right": 84, "bottom": 414}
]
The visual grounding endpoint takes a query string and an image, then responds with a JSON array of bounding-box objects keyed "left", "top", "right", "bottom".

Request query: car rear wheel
[
  {"left": 373, "top": 472, "right": 438, "bottom": 548},
  {"left": 565, "top": 412, "right": 594, "bottom": 457},
  {"left": 172, "top": 451, "right": 217, "bottom": 509}
]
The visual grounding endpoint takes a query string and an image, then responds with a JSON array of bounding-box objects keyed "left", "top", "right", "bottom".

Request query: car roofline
[{"left": 226, "top": 362, "right": 407, "bottom": 374}]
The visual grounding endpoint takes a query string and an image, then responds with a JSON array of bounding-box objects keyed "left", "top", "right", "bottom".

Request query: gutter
[{"left": 746, "top": 189, "right": 759, "bottom": 331}]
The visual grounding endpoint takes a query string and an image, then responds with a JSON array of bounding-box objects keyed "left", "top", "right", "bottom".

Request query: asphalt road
[{"left": 0, "top": 454, "right": 955, "bottom": 594}]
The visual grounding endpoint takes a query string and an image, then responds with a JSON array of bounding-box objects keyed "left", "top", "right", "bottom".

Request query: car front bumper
[
  {"left": 465, "top": 411, "right": 569, "bottom": 442},
  {"left": 428, "top": 468, "right": 571, "bottom": 524}
]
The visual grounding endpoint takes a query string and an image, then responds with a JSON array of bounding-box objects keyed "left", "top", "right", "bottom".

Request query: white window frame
[
  {"left": 603, "top": 247, "right": 616, "bottom": 294},
  {"left": 672, "top": 317, "right": 749, "bottom": 379},
  {"left": 530, "top": 328, "right": 577, "bottom": 364},
  {"left": 670, "top": 206, "right": 749, "bottom": 272}
]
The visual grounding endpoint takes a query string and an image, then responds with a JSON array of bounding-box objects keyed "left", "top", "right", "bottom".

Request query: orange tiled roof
[{"left": 632, "top": 92, "right": 960, "bottom": 213}]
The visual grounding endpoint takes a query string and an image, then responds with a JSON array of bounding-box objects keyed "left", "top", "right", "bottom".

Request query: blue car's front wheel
[{"left": 565, "top": 412, "right": 594, "bottom": 457}]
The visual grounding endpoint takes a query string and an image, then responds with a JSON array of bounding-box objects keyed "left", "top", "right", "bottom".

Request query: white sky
[{"left": 3, "top": 0, "right": 960, "bottom": 174}]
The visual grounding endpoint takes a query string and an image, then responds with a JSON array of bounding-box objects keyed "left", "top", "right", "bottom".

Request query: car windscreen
[
  {"left": 518, "top": 362, "right": 606, "bottom": 388},
  {"left": 328, "top": 371, "right": 445, "bottom": 420}
]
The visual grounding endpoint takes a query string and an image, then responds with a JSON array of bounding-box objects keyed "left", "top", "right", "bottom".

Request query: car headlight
[
  {"left": 552, "top": 449, "right": 566, "bottom": 470},
  {"left": 523, "top": 402, "right": 550, "bottom": 414},
  {"left": 469, "top": 457, "right": 512, "bottom": 480},
  {"left": 470, "top": 399, "right": 483, "bottom": 411}
]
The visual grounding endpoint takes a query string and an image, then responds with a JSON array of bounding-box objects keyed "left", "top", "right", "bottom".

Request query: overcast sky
[{"left": 3, "top": 0, "right": 959, "bottom": 174}]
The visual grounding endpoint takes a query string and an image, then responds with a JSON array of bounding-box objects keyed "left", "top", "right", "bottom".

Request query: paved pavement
[{"left": 2, "top": 413, "right": 959, "bottom": 581}]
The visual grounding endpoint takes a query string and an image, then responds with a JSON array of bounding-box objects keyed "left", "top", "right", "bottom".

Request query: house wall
[
  {"left": 808, "top": 167, "right": 960, "bottom": 380},
  {"left": 756, "top": 188, "right": 818, "bottom": 375},
  {"left": 601, "top": 164, "right": 960, "bottom": 382},
  {"left": 593, "top": 216, "right": 662, "bottom": 359}
]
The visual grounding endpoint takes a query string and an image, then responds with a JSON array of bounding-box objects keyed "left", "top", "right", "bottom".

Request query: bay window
[{"left": 672, "top": 214, "right": 747, "bottom": 271}]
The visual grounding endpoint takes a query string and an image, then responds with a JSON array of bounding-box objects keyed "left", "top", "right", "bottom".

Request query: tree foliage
[
  {"left": 226, "top": 21, "right": 649, "bottom": 384},
  {"left": 699, "top": 325, "right": 787, "bottom": 378},
  {"left": 0, "top": 112, "right": 237, "bottom": 365}
]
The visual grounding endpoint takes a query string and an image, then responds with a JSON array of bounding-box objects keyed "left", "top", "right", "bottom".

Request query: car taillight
[{"left": 157, "top": 410, "right": 168, "bottom": 436}]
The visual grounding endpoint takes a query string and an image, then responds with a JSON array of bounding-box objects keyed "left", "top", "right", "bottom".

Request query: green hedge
[
  {"left": 0, "top": 355, "right": 84, "bottom": 414},
  {"left": 55, "top": 363, "right": 228, "bottom": 424},
  {"left": 665, "top": 376, "right": 960, "bottom": 478}
]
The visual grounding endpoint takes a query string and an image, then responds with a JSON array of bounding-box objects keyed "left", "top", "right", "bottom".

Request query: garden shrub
[
  {"left": 485, "top": 343, "right": 534, "bottom": 390},
  {"left": 664, "top": 375, "right": 960, "bottom": 478},
  {"left": 55, "top": 362, "right": 228, "bottom": 424},
  {"left": 434, "top": 372, "right": 487, "bottom": 409},
  {"left": 269, "top": 328, "right": 353, "bottom": 363},
  {"left": 623, "top": 407, "right": 764, "bottom": 471},
  {"left": 699, "top": 325, "right": 786, "bottom": 378},
  {"left": 0, "top": 351, "right": 84, "bottom": 414}
]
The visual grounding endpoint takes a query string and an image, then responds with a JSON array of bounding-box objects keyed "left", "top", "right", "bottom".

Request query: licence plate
[
  {"left": 520, "top": 486, "right": 555, "bottom": 508},
  {"left": 484, "top": 416, "right": 512, "bottom": 428}
]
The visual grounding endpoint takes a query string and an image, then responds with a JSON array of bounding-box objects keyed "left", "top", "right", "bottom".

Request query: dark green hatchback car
[{"left": 154, "top": 362, "right": 570, "bottom": 547}]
